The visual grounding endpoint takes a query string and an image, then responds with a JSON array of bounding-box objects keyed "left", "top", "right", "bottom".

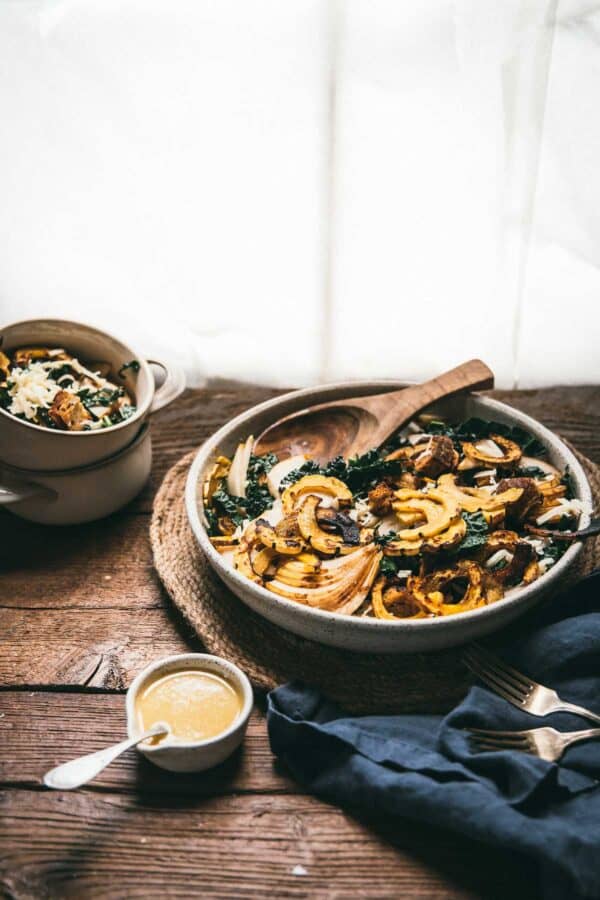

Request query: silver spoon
[{"left": 43, "top": 722, "right": 169, "bottom": 790}]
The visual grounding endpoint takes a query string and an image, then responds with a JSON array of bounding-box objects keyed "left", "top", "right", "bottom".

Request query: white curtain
[{"left": 0, "top": 0, "right": 598, "bottom": 388}]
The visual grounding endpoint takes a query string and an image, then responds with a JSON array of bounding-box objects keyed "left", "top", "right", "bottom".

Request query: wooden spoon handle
[{"left": 349, "top": 359, "right": 494, "bottom": 455}]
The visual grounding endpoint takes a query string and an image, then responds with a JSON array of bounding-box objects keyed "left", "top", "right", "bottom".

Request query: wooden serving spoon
[{"left": 254, "top": 359, "right": 494, "bottom": 464}]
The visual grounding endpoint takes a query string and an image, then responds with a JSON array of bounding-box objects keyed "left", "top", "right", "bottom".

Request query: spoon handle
[
  {"left": 43, "top": 724, "right": 168, "bottom": 790},
  {"left": 350, "top": 359, "right": 495, "bottom": 456}
]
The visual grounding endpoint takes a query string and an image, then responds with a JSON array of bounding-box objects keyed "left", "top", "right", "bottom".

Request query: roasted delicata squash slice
[
  {"left": 371, "top": 577, "right": 426, "bottom": 619},
  {"left": 0, "top": 350, "right": 10, "bottom": 381},
  {"left": 281, "top": 474, "right": 352, "bottom": 515},
  {"left": 461, "top": 434, "right": 522, "bottom": 469},
  {"left": 266, "top": 544, "right": 381, "bottom": 615},
  {"left": 436, "top": 474, "right": 523, "bottom": 526},
  {"left": 274, "top": 554, "right": 322, "bottom": 584},
  {"left": 250, "top": 546, "right": 280, "bottom": 577},
  {"left": 209, "top": 535, "right": 240, "bottom": 553},
  {"left": 232, "top": 544, "right": 263, "bottom": 583},
  {"left": 255, "top": 518, "right": 305, "bottom": 555},
  {"left": 408, "top": 560, "right": 503, "bottom": 617},
  {"left": 297, "top": 495, "right": 359, "bottom": 556},
  {"left": 203, "top": 455, "right": 232, "bottom": 506},
  {"left": 384, "top": 489, "right": 466, "bottom": 555},
  {"left": 217, "top": 516, "right": 239, "bottom": 536},
  {"left": 476, "top": 530, "right": 540, "bottom": 586},
  {"left": 12, "top": 346, "right": 68, "bottom": 366}
]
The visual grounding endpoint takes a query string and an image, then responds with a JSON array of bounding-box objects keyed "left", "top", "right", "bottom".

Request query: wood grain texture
[
  {"left": 0, "top": 693, "right": 295, "bottom": 796},
  {"left": 0, "top": 514, "right": 162, "bottom": 610},
  {"left": 0, "top": 607, "right": 200, "bottom": 689},
  {"left": 0, "top": 383, "right": 596, "bottom": 900},
  {"left": 0, "top": 791, "right": 538, "bottom": 900}
]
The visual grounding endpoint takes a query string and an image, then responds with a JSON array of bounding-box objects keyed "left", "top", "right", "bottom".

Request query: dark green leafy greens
[
  {"left": 0, "top": 384, "right": 12, "bottom": 409},
  {"left": 379, "top": 556, "right": 400, "bottom": 578},
  {"left": 48, "top": 364, "right": 74, "bottom": 383},
  {"left": 211, "top": 489, "right": 246, "bottom": 527},
  {"left": 539, "top": 539, "right": 567, "bottom": 564},
  {"left": 279, "top": 460, "right": 322, "bottom": 490},
  {"left": 373, "top": 529, "right": 398, "bottom": 547},
  {"left": 561, "top": 465, "right": 575, "bottom": 500},
  {"left": 247, "top": 453, "right": 277, "bottom": 479},
  {"left": 518, "top": 465, "right": 548, "bottom": 479},
  {"left": 118, "top": 359, "right": 140, "bottom": 377},
  {"left": 204, "top": 507, "right": 219, "bottom": 535},
  {"left": 278, "top": 450, "right": 401, "bottom": 498},
  {"left": 210, "top": 452, "right": 277, "bottom": 527},
  {"left": 450, "top": 511, "right": 489, "bottom": 555}
]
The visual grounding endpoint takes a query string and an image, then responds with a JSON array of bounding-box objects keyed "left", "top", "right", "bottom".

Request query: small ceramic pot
[
  {"left": 0, "top": 421, "right": 151, "bottom": 524},
  {"left": 126, "top": 653, "right": 253, "bottom": 773},
  {"left": 0, "top": 318, "right": 185, "bottom": 471}
]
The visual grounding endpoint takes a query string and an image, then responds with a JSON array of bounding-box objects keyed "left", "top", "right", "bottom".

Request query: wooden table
[{"left": 1, "top": 384, "right": 599, "bottom": 899}]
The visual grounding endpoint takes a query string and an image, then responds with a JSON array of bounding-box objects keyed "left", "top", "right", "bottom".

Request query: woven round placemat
[{"left": 151, "top": 441, "right": 599, "bottom": 714}]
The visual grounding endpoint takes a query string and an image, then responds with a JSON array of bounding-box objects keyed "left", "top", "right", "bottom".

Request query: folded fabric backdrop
[
  {"left": 267, "top": 571, "right": 600, "bottom": 900},
  {"left": 0, "top": 0, "right": 598, "bottom": 387}
]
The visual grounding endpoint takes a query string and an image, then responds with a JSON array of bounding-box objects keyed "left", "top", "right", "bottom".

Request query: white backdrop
[{"left": 0, "top": 0, "right": 598, "bottom": 388}]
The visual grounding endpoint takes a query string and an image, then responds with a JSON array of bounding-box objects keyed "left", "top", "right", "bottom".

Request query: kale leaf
[
  {"left": 118, "top": 359, "right": 141, "bottom": 377},
  {"left": 48, "top": 364, "right": 74, "bottom": 382},
  {"left": 211, "top": 489, "right": 246, "bottom": 527},
  {"left": 379, "top": 556, "right": 399, "bottom": 578},
  {"left": 561, "top": 465, "right": 575, "bottom": 500},
  {"left": 0, "top": 384, "right": 11, "bottom": 409},
  {"left": 518, "top": 465, "right": 548, "bottom": 479},
  {"left": 342, "top": 450, "right": 402, "bottom": 497},
  {"left": 210, "top": 451, "right": 277, "bottom": 524},
  {"left": 450, "top": 510, "right": 489, "bottom": 554},
  {"left": 540, "top": 540, "right": 567, "bottom": 564},
  {"left": 247, "top": 453, "right": 277, "bottom": 479},
  {"left": 279, "top": 460, "right": 322, "bottom": 490},
  {"left": 278, "top": 450, "right": 401, "bottom": 498},
  {"left": 77, "top": 387, "right": 124, "bottom": 413},
  {"left": 374, "top": 529, "right": 398, "bottom": 547},
  {"left": 244, "top": 480, "right": 274, "bottom": 519},
  {"left": 204, "top": 507, "right": 220, "bottom": 536}
]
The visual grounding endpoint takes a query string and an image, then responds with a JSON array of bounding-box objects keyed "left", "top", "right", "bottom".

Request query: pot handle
[
  {"left": 0, "top": 473, "right": 56, "bottom": 505},
  {"left": 147, "top": 359, "right": 186, "bottom": 414}
]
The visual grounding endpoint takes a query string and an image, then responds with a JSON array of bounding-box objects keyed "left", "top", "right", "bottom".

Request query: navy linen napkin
[{"left": 267, "top": 570, "right": 600, "bottom": 900}]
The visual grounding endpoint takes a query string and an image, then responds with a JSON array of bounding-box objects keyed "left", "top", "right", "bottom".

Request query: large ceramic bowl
[
  {"left": 0, "top": 318, "right": 185, "bottom": 471},
  {"left": 185, "top": 381, "right": 592, "bottom": 653}
]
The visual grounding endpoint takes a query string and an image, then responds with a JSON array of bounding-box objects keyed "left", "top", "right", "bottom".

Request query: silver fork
[
  {"left": 468, "top": 726, "right": 600, "bottom": 762},
  {"left": 463, "top": 644, "right": 600, "bottom": 725}
]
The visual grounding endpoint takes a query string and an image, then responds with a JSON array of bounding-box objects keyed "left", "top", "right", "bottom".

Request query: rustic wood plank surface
[{"left": 1, "top": 382, "right": 598, "bottom": 899}]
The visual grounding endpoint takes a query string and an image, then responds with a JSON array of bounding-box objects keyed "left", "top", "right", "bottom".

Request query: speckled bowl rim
[{"left": 185, "top": 380, "right": 592, "bottom": 638}]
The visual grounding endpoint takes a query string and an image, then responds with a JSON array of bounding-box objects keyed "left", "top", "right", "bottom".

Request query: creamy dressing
[{"left": 137, "top": 669, "right": 242, "bottom": 744}]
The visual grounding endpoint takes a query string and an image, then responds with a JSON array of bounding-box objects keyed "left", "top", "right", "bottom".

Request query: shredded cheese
[
  {"left": 536, "top": 497, "right": 592, "bottom": 526},
  {"left": 7, "top": 364, "right": 61, "bottom": 420},
  {"left": 485, "top": 549, "right": 513, "bottom": 569}
]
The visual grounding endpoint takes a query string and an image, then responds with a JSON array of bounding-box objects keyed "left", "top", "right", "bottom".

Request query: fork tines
[
  {"left": 463, "top": 644, "right": 533, "bottom": 708},
  {"left": 467, "top": 727, "right": 531, "bottom": 752}
]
